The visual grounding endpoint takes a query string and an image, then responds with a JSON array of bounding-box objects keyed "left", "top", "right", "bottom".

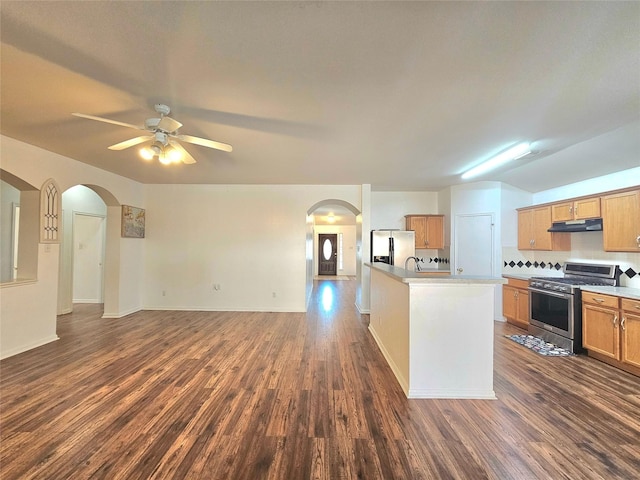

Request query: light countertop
[
  {"left": 580, "top": 285, "right": 640, "bottom": 301},
  {"left": 367, "top": 262, "right": 505, "bottom": 285}
]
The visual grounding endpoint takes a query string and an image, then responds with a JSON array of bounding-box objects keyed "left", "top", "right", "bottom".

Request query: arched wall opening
[
  {"left": 305, "top": 199, "right": 362, "bottom": 310},
  {"left": 58, "top": 184, "right": 122, "bottom": 317},
  {"left": 0, "top": 170, "right": 40, "bottom": 283}
]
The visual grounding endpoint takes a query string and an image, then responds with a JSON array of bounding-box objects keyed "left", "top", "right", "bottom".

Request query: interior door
[
  {"left": 73, "top": 213, "right": 105, "bottom": 303},
  {"left": 318, "top": 233, "right": 338, "bottom": 275},
  {"left": 454, "top": 214, "right": 494, "bottom": 276}
]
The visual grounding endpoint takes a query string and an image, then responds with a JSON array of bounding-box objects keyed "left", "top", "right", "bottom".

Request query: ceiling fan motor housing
[
  {"left": 145, "top": 118, "right": 161, "bottom": 130},
  {"left": 154, "top": 104, "right": 171, "bottom": 116},
  {"left": 154, "top": 132, "right": 169, "bottom": 146}
]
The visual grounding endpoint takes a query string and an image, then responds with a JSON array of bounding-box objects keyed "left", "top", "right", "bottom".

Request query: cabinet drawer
[
  {"left": 505, "top": 278, "right": 530, "bottom": 290},
  {"left": 582, "top": 292, "right": 619, "bottom": 309},
  {"left": 621, "top": 298, "right": 640, "bottom": 312}
]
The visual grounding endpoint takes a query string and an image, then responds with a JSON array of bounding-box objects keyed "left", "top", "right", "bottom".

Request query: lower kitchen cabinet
[
  {"left": 621, "top": 298, "right": 640, "bottom": 370},
  {"left": 503, "top": 277, "right": 529, "bottom": 330},
  {"left": 583, "top": 292, "right": 640, "bottom": 377}
]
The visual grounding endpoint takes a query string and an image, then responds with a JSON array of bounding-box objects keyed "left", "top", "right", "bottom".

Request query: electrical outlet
[{"left": 162, "top": 290, "right": 166, "bottom": 297}]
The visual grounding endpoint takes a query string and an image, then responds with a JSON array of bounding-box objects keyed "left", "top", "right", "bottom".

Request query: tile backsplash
[
  {"left": 416, "top": 247, "right": 450, "bottom": 270},
  {"left": 502, "top": 231, "right": 639, "bottom": 288}
]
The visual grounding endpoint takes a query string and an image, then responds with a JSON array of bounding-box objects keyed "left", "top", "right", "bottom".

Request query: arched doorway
[
  {"left": 58, "top": 184, "right": 120, "bottom": 317},
  {"left": 306, "top": 199, "right": 361, "bottom": 310}
]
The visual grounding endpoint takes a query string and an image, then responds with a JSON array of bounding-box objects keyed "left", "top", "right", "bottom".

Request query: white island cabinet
[{"left": 367, "top": 263, "right": 505, "bottom": 399}]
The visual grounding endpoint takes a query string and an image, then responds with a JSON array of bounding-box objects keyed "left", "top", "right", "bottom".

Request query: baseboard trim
[
  {"left": 142, "top": 306, "right": 307, "bottom": 313},
  {"left": 367, "top": 325, "right": 409, "bottom": 395},
  {"left": 102, "top": 306, "right": 142, "bottom": 319},
  {"left": 0, "top": 335, "right": 59, "bottom": 360}
]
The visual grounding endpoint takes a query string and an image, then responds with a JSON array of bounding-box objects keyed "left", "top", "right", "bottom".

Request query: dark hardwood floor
[{"left": 1, "top": 278, "right": 639, "bottom": 479}]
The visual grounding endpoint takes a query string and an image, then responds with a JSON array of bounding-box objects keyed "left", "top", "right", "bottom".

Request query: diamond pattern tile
[{"left": 502, "top": 258, "right": 638, "bottom": 280}]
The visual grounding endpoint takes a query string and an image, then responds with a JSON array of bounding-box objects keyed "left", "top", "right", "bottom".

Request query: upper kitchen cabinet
[
  {"left": 551, "top": 197, "right": 601, "bottom": 222},
  {"left": 602, "top": 189, "right": 640, "bottom": 252},
  {"left": 405, "top": 215, "right": 444, "bottom": 249},
  {"left": 518, "top": 206, "right": 571, "bottom": 251}
]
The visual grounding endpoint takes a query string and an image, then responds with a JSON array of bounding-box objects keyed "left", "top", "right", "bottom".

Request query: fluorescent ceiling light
[{"left": 461, "top": 142, "right": 531, "bottom": 180}]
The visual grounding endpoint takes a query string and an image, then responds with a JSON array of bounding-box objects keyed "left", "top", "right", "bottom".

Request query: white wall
[
  {"left": 438, "top": 187, "right": 452, "bottom": 246},
  {"left": 0, "top": 136, "right": 145, "bottom": 358},
  {"left": 0, "top": 244, "right": 60, "bottom": 358},
  {"left": 142, "top": 184, "right": 361, "bottom": 312},
  {"left": 356, "top": 185, "right": 371, "bottom": 313},
  {"left": 501, "top": 184, "right": 532, "bottom": 247},
  {"left": 532, "top": 167, "right": 640, "bottom": 205},
  {"left": 371, "top": 191, "right": 438, "bottom": 229}
]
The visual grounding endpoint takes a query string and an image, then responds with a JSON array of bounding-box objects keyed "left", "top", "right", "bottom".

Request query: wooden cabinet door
[
  {"left": 425, "top": 215, "right": 444, "bottom": 249},
  {"left": 532, "top": 206, "right": 553, "bottom": 250},
  {"left": 405, "top": 215, "right": 444, "bottom": 249},
  {"left": 602, "top": 190, "right": 640, "bottom": 252},
  {"left": 516, "top": 289, "right": 529, "bottom": 327},
  {"left": 582, "top": 304, "right": 619, "bottom": 360},
  {"left": 406, "top": 216, "right": 427, "bottom": 248},
  {"left": 503, "top": 285, "right": 517, "bottom": 321},
  {"left": 517, "top": 209, "right": 534, "bottom": 250},
  {"left": 621, "top": 312, "right": 640, "bottom": 369},
  {"left": 551, "top": 201, "right": 574, "bottom": 222},
  {"left": 574, "top": 197, "right": 601, "bottom": 220},
  {"left": 552, "top": 198, "right": 601, "bottom": 222}
]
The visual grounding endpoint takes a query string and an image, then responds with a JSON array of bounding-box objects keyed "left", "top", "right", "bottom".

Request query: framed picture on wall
[{"left": 121, "top": 205, "right": 145, "bottom": 238}]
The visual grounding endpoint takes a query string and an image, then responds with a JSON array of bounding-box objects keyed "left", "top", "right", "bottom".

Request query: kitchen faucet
[{"left": 404, "top": 256, "right": 422, "bottom": 271}]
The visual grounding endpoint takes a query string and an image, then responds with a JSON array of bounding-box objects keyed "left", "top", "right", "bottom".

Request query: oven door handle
[{"left": 528, "top": 286, "right": 572, "bottom": 299}]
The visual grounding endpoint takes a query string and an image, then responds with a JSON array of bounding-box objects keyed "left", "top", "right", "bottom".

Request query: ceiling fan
[{"left": 72, "top": 104, "right": 232, "bottom": 165}]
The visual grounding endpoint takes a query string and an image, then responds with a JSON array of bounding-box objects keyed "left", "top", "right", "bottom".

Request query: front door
[{"left": 318, "top": 233, "right": 338, "bottom": 275}]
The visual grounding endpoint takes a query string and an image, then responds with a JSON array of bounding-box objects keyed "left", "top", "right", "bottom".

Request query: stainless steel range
[{"left": 528, "top": 262, "right": 619, "bottom": 353}]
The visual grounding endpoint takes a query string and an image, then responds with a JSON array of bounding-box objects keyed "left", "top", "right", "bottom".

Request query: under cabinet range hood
[{"left": 547, "top": 218, "right": 603, "bottom": 233}]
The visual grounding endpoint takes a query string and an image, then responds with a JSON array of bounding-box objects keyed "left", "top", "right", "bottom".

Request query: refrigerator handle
[{"left": 389, "top": 237, "right": 394, "bottom": 265}]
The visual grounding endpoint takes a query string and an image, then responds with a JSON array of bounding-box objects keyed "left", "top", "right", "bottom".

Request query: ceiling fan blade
[
  {"left": 72, "top": 112, "right": 144, "bottom": 131},
  {"left": 157, "top": 116, "right": 182, "bottom": 133},
  {"left": 108, "top": 135, "right": 154, "bottom": 151},
  {"left": 169, "top": 140, "right": 196, "bottom": 164},
  {"left": 177, "top": 134, "right": 233, "bottom": 153}
]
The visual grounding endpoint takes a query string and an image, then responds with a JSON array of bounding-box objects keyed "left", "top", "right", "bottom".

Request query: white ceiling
[{"left": 1, "top": 1, "right": 639, "bottom": 192}]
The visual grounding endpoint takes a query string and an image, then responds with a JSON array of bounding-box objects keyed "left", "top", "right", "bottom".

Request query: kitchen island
[{"left": 367, "top": 262, "right": 505, "bottom": 399}]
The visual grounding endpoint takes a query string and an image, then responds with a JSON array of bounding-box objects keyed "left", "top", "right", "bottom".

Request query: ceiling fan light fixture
[
  {"left": 151, "top": 142, "right": 164, "bottom": 155},
  {"left": 74, "top": 104, "right": 232, "bottom": 166},
  {"left": 140, "top": 141, "right": 169, "bottom": 162},
  {"left": 164, "top": 145, "right": 183, "bottom": 163},
  {"left": 139, "top": 146, "right": 155, "bottom": 160}
]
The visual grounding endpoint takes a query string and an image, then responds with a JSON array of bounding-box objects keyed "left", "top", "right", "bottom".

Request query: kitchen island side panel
[
  {"left": 408, "top": 283, "right": 496, "bottom": 399},
  {"left": 369, "top": 268, "right": 410, "bottom": 394}
]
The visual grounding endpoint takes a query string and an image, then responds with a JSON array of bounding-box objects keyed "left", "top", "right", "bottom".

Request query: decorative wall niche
[{"left": 40, "top": 178, "right": 61, "bottom": 243}]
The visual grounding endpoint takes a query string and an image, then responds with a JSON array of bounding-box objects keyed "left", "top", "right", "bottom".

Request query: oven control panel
[{"left": 529, "top": 280, "right": 572, "bottom": 294}]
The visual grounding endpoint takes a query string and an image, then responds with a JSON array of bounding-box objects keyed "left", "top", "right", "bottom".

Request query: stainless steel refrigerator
[{"left": 370, "top": 230, "right": 416, "bottom": 267}]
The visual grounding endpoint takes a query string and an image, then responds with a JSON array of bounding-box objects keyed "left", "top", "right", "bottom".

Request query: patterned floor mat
[{"left": 506, "top": 334, "right": 574, "bottom": 356}]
